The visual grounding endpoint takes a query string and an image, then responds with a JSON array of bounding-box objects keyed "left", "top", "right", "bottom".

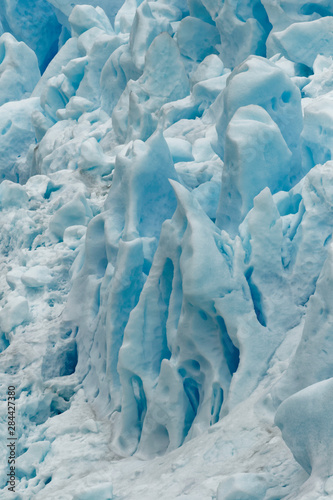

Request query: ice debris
[{"left": 0, "top": 294, "right": 29, "bottom": 334}]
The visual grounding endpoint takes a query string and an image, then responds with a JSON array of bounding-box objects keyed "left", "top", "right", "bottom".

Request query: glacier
[{"left": 0, "top": 0, "right": 333, "bottom": 499}]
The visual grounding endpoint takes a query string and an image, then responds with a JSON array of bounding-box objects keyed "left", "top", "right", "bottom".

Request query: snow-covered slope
[{"left": 1, "top": 1, "right": 333, "bottom": 499}]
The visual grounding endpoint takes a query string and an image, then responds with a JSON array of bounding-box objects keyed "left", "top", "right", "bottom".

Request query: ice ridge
[{"left": 0, "top": 1, "right": 333, "bottom": 499}]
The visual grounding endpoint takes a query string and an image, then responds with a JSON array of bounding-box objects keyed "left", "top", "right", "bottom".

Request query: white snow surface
[{"left": 0, "top": 1, "right": 333, "bottom": 499}]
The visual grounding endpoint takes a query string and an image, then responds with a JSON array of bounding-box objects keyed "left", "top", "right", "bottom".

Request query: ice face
[
  {"left": 0, "top": 1, "right": 333, "bottom": 499},
  {"left": 273, "top": 241, "right": 333, "bottom": 405},
  {"left": 0, "top": 33, "right": 40, "bottom": 105},
  {"left": 0, "top": 0, "right": 62, "bottom": 72},
  {"left": 216, "top": 104, "right": 292, "bottom": 235},
  {"left": 267, "top": 16, "right": 333, "bottom": 69},
  {"left": 112, "top": 32, "right": 190, "bottom": 142},
  {"left": 214, "top": 55, "right": 303, "bottom": 178},
  {"left": 275, "top": 378, "right": 333, "bottom": 477},
  {"left": 0, "top": 97, "right": 41, "bottom": 182},
  {"left": 215, "top": 0, "right": 272, "bottom": 69},
  {"left": 301, "top": 91, "right": 333, "bottom": 170}
]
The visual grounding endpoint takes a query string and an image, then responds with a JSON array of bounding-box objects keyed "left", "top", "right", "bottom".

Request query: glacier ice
[
  {"left": 217, "top": 472, "right": 271, "bottom": 500},
  {"left": 215, "top": 0, "right": 271, "bottom": 69},
  {"left": 267, "top": 16, "right": 333, "bottom": 69},
  {"left": 217, "top": 104, "right": 292, "bottom": 234},
  {"left": 68, "top": 4, "right": 114, "bottom": 37},
  {"left": 214, "top": 55, "right": 303, "bottom": 182},
  {"left": 301, "top": 91, "right": 333, "bottom": 170},
  {"left": 0, "top": 97, "right": 41, "bottom": 181},
  {"left": 15, "top": 441, "right": 51, "bottom": 479},
  {"left": 21, "top": 265, "right": 53, "bottom": 288},
  {"left": 72, "top": 482, "right": 113, "bottom": 500},
  {"left": 112, "top": 32, "right": 190, "bottom": 142},
  {"left": 303, "top": 55, "right": 333, "bottom": 98},
  {"left": 275, "top": 377, "right": 333, "bottom": 478},
  {"left": 273, "top": 240, "right": 333, "bottom": 404},
  {"left": 48, "top": 0, "right": 124, "bottom": 24},
  {"left": 0, "top": 293, "right": 29, "bottom": 334},
  {"left": 49, "top": 194, "right": 92, "bottom": 240},
  {"left": 0, "top": 180, "right": 29, "bottom": 208},
  {"left": 0, "top": 0, "right": 62, "bottom": 72},
  {"left": 0, "top": 33, "right": 40, "bottom": 105},
  {"left": 176, "top": 16, "right": 220, "bottom": 62},
  {"left": 0, "top": 0, "right": 333, "bottom": 499}
]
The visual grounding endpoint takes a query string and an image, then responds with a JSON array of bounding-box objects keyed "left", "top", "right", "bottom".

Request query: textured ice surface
[
  {"left": 275, "top": 378, "right": 333, "bottom": 479},
  {"left": 267, "top": 16, "right": 333, "bottom": 68},
  {"left": 0, "top": 97, "right": 41, "bottom": 182},
  {"left": 217, "top": 104, "right": 292, "bottom": 234},
  {"left": 0, "top": 0, "right": 333, "bottom": 499},
  {"left": 0, "top": 33, "right": 40, "bottom": 105},
  {"left": 0, "top": 0, "right": 62, "bottom": 72},
  {"left": 214, "top": 55, "right": 303, "bottom": 177},
  {"left": 217, "top": 472, "right": 272, "bottom": 500}
]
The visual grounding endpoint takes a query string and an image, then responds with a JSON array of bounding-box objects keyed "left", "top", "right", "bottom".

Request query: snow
[
  {"left": 0, "top": 0, "right": 333, "bottom": 499},
  {"left": 216, "top": 473, "right": 271, "bottom": 500}
]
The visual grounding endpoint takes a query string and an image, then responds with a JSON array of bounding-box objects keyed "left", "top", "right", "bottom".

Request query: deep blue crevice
[
  {"left": 50, "top": 396, "right": 70, "bottom": 416},
  {"left": 153, "top": 258, "right": 174, "bottom": 373},
  {"left": 276, "top": 192, "right": 302, "bottom": 217},
  {"left": 188, "top": 0, "right": 216, "bottom": 25},
  {"left": 41, "top": 339, "right": 78, "bottom": 379},
  {"left": 131, "top": 375, "right": 147, "bottom": 428},
  {"left": 0, "top": 334, "right": 10, "bottom": 353},
  {"left": 300, "top": 3, "right": 332, "bottom": 17},
  {"left": 253, "top": 1, "right": 273, "bottom": 34},
  {"left": 245, "top": 266, "right": 267, "bottom": 327},
  {"left": 210, "top": 383, "right": 223, "bottom": 425},
  {"left": 59, "top": 340, "right": 78, "bottom": 376},
  {"left": 44, "top": 182, "right": 61, "bottom": 199},
  {"left": 324, "top": 234, "right": 332, "bottom": 247},
  {"left": 183, "top": 377, "right": 200, "bottom": 438},
  {"left": 216, "top": 316, "right": 240, "bottom": 375}
]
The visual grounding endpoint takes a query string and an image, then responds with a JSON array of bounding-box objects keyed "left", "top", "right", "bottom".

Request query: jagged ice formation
[{"left": 1, "top": 0, "right": 333, "bottom": 499}]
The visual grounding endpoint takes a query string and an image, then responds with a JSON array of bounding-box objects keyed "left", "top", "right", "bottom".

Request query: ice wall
[{"left": 1, "top": 0, "right": 333, "bottom": 498}]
